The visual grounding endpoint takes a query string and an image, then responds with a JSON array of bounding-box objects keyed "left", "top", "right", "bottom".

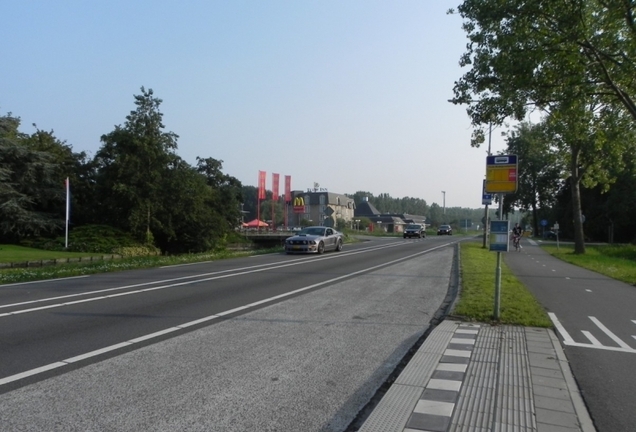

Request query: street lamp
[{"left": 441, "top": 191, "right": 446, "bottom": 218}]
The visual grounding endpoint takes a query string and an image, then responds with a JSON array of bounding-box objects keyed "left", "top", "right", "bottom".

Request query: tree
[
  {"left": 196, "top": 157, "right": 243, "bottom": 230},
  {"left": 450, "top": 0, "right": 636, "bottom": 253},
  {"left": 503, "top": 121, "right": 564, "bottom": 235},
  {"left": 94, "top": 87, "right": 178, "bottom": 244},
  {"left": 0, "top": 115, "right": 63, "bottom": 240}
]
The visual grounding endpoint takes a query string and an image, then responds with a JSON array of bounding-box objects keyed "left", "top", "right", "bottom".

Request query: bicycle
[{"left": 512, "top": 234, "right": 521, "bottom": 252}]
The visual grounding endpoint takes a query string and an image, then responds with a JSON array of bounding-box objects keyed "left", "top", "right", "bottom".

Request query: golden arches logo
[{"left": 293, "top": 197, "right": 305, "bottom": 206}]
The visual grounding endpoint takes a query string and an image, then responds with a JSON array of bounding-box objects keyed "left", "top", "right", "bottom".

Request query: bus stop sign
[{"left": 486, "top": 155, "right": 518, "bottom": 193}]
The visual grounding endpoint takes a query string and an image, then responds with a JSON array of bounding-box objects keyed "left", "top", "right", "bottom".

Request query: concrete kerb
[{"left": 547, "top": 328, "right": 597, "bottom": 432}]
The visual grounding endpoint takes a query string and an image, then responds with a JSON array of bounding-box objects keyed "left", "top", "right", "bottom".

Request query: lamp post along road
[{"left": 441, "top": 191, "right": 446, "bottom": 220}]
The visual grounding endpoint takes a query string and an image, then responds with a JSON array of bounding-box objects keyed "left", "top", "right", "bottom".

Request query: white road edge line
[
  {"left": 548, "top": 312, "right": 575, "bottom": 344},
  {"left": 0, "top": 242, "right": 452, "bottom": 387}
]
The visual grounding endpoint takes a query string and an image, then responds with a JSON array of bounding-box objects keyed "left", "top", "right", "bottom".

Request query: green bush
[{"left": 26, "top": 225, "right": 151, "bottom": 254}]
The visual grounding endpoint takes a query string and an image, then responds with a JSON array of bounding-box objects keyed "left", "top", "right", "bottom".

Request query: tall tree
[{"left": 94, "top": 87, "right": 178, "bottom": 244}]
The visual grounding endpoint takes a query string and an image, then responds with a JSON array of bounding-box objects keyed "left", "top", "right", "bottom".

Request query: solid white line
[
  {"left": 0, "top": 275, "right": 89, "bottom": 287},
  {"left": 0, "top": 242, "right": 453, "bottom": 386},
  {"left": 589, "top": 316, "right": 632, "bottom": 349},
  {"left": 548, "top": 312, "right": 575, "bottom": 344},
  {"left": 64, "top": 343, "right": 133, "bottom": 363},
  {"left": 581, "top": 331, "right": 602, "bottom": 346},
  {"left": 0, "top": 362, "right": 67, "bottom": 385},
  {"left": 128, "top": 328, "right": 181, "bottom": 343}
]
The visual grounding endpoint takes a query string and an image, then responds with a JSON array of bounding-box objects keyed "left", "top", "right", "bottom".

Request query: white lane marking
[
  {"left": 632, "top": 320, "right": 636, "bottom": 325},
  {"left": 589, "top": 316, "right": 632, "bottom": 349},
  {"left": 0, "top": 243, "right": 453, "bottom": 386},
  {"left": 585, "top": 289, "right": 591, "bottom": 292},
  {"left": 581, "top": 331, "right": 603, "bottom": 346},
  {"left": 0, "top": 241, "right": 414, "bottom": 313},
  {"left": 0, "top": 275, "right": 90, "bottom": 287},
  {"left": 550, "top": 313, "right": 636, "bottom": 353},
  {"left": 548, "top": 312, "right": 575, "bottom": 344},
  {"left": 566, "top": 277, "right": 571, "bottom": 280}
]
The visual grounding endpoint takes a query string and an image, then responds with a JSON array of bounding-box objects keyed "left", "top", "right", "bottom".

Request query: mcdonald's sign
[{"left": 293, "top": 196, "right": 305, "bottom": 213}]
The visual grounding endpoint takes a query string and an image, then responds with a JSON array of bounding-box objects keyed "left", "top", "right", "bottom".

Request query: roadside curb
[{"left": 548, "top": 328, "right": 597, "bottom": 432}]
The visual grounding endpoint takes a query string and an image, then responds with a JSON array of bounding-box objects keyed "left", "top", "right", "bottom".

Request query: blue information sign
[
  {"left": 482, "top": 179, "right": 492, "bottom": 205},
  {"left": 540, "top": 219, "right": 548, "bottom": 227},
  {"left": 489, "top": 220, "right": 510, "bottom": 252}
]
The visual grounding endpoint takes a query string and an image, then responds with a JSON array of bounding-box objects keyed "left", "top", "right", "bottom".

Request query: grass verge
[
  {"left": 0, "top": 247, "right": 281, "bottom": 285},
  {"left": 0, "top": 244, "right": 104, "bottom": 262},
  {"left": 541, "top": 243, "right": 636, "bottom": 285},
  {"left": 453, "top": 241, "right": 552, "bottom": 327}
]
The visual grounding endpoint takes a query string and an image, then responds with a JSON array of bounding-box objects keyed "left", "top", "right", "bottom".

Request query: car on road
[
  {"left": 285, "top": 226, "right": 344, "bottom": 254},
  {"left": 437, "top": 224, "right": 452, "bottom": 235},
  {"left": 403, "top": 224, "right": 426, "bottom": 239},
  {"left": 543, "top": 230, "right": 558, "bottom": 240}
]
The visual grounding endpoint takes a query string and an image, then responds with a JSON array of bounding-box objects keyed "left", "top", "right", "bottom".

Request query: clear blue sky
[{"left": 2, "top": 0, "right": 509, "bottom": 209}]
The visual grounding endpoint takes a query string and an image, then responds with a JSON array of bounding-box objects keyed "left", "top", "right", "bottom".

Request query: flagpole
[{"left": 65, "top": 177, "right": 70, "bottom": 249}]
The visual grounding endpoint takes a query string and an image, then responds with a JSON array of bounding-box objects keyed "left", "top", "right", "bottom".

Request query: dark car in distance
[
  {"left": 437, "top": 224, "right": 452, "bottom": 235},
  {"left": 403, "top": 224, "right": 425, "bottom": 239}
]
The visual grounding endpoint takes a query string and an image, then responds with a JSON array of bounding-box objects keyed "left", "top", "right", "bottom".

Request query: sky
[{"left": 2, "top": 0, "right": 510, "bottom": 209}]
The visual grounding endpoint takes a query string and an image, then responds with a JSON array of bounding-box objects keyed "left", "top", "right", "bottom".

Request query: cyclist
[{"left": 511, "top": 223, "right": 523, "bottom": 251}]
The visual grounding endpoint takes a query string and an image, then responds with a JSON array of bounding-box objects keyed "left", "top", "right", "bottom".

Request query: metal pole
[
  {"left": 494, "top": 193, "right": 504, "bottom": 320},
  {"left": 482, "top": 122, "right": 493, "bottom": 248},
  {"left": 442, "top": 191, "right": 446, "bottom": 218}
]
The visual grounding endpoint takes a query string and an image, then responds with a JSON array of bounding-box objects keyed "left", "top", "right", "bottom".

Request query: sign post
[{"left": 485, "top": 155, "right": 517, "bottom": 321}]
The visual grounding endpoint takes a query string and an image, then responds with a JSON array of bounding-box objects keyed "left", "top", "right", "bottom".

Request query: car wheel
[
  {"left": 317, "top": 241, "right": 325, "bottom": 254},
  {"left": 335, "top": 239, "right": 343, "bottom": 251}
]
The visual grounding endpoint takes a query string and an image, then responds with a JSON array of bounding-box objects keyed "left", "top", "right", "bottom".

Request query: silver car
[{"left": 285, "top": 226, "right": 344, "bottom": 254}]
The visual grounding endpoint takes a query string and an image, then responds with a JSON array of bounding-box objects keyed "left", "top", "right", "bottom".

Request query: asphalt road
[
  {"left": 0, "top": 236, "right": 461, "bottom": 431},
  {"left": 504, "top": 238, "right": 636, "bottom": 432}
]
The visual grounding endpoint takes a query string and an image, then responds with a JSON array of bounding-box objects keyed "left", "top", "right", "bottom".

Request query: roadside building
[{"left": 288, "top": 190, "right": 356, "bottom": 228}]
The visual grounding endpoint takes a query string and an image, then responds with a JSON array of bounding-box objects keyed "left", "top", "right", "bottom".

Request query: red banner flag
[
  {"left": 284, "top": 175, "right": 291, "bottom": 203},
  {"left": 258, "top": 171, "right": 266, "bottom": 200},
  {"left": 272, "top": 173, "right": 280, "bottom": 199}
]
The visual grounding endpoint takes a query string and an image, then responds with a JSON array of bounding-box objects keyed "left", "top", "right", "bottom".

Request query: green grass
[
  {"left": 0, "top": 244, "right": 103, "bottom": 262},
  {"left": 541, "top": 244, "right": 636, "bottom": 285},
  {"left": 453, "top": 241, "right": 552, "bottom": 327},
  {"left": 0, "top": 246, "right": 281, "bottom": 285}
]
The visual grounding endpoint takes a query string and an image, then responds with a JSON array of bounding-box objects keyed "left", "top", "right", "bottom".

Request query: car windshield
[
  {"left": 406, "top": 225, "right": 420, "bottom": 229},
  {"left": 300, "top": 227, "right": 326, "bottom": 236},
  {"left": 440, "top": 225, "right": 450, "bottom": 229}
]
